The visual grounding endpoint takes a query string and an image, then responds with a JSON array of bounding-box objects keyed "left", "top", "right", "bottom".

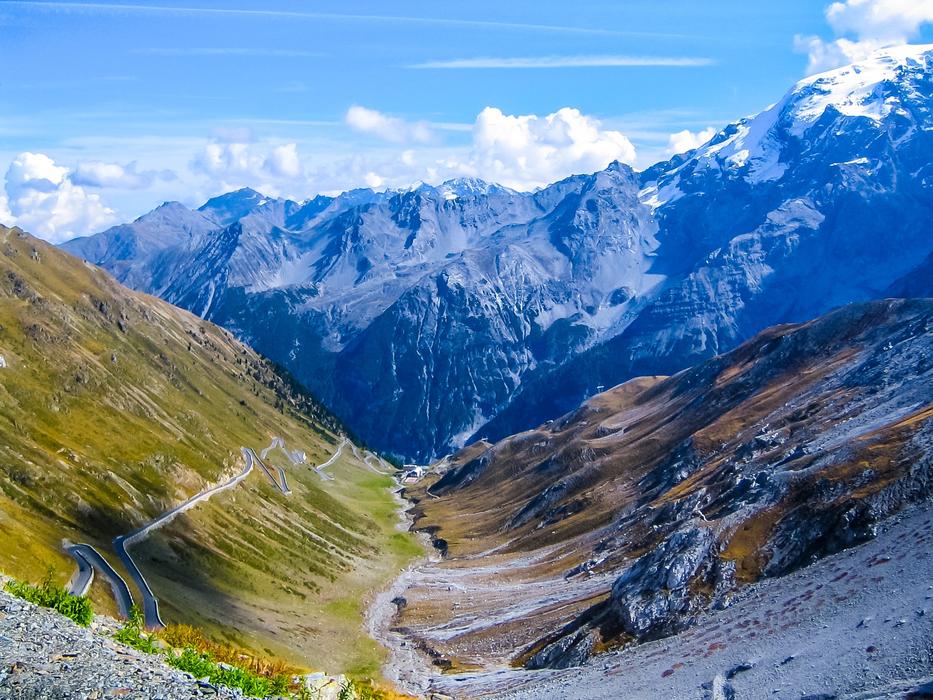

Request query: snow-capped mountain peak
[
  {"left": 789, "top": 43, "right": 931, "bottom": 134},
  {"left": 62, "top": 47, "right": 933, "bottom": 461},
  {"left": 645, "top": 43, "right": 932, "bottom": 196}
]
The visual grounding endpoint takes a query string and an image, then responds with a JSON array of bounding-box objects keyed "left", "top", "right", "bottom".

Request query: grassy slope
[{"left": 0, "top": 226, "right": 420, "bottom": 674}]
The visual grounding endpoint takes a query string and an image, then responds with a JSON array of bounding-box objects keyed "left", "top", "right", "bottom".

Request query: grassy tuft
[
  {"left": 113, "top": 605, "right": 161, "bottom": 654},
  {"left": 165, "top": 647, "right": 290, "bottom": 698},
  {"left": 4, "top": 569, "right": 93, "bottom": 627},
  {"left": 160, "top": 623, "right": 300, "bottom": 679},
  {"left": 115, "top": 612, "right": 289, "bottom": 697}
]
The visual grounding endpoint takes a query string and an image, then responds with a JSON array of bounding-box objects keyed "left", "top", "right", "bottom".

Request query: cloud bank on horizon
[
  {"left": 795, "top": 0, "right": 933, "bottom": 74},
  {"left": 1, "top": 0, "right": 930, "bottom": 242}
]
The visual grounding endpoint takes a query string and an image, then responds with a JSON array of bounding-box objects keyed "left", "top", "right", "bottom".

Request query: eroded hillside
[{"left": 395, "top": 299, "right": 932, "bottom": 681}]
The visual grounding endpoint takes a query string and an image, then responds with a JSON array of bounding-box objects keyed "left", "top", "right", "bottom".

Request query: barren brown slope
[
  {"left": 396, "top": 298, "right": 933, "bottom": 675},
  {"left": 0, "top": 226, "right": 419, "bottom": 675}
]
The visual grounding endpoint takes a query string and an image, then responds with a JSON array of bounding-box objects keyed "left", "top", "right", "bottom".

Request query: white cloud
[
  {"left": 0, "top": 193, "right": 13, "bottom": 225},
  {"left": 796, "top": 0, "right": 933, "bottom": 74},
  {"left": 3, "top": 152, "right": 115, "bottom": 242},
  {"left": 410, "top": 55, "right": 715, "bottom": 69},
  {"left": 267, "top": 144, "right": 301, "bottom": 178},
  {"left": 666, "top": 127, "right": 717, "bottom": 156},
  {"left": 71, "top": 160, "right": 176, "bottom": 189},
  {"left": 192, "top": 139, "right": 304, "bottom": 191},
  {"left": 826, "top": 0, "right": 933, "bottom": 41},
  {"left": 793, "top": 35, "right": 888, "bottom": 74},
  {"left": 291, "top": 106, "right": 639, "bottom": 194},
  {"left": 455, "top": 107, "right": 636, "bottom": 189},
  {"left": 363, "top": 172, "right": 385, "bottom": 188},
  {"left": 345, "top": 106, "right": 434, "bottom": 144}
]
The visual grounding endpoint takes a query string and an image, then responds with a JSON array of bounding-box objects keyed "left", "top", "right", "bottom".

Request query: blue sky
[{"left": 1, "top": 0, "right": 931, "bottom": 241}]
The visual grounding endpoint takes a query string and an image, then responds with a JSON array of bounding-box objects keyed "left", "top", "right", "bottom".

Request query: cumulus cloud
[
  {"left": 316, "top": 106, "right": 639, "bottom": 193},
  {"left": 2, "top": 152, "right": 115, "bottom": 243},
  {"left": 266, "top": 144, "right": 302, "bottom": 178},
  {"left": 666, "top": 127, "right": 717, "bottom": 156},
  {"left": 71, "top": 160, "right": 176, "bottom": 189},
  {"left": 796, "top": 0, "right": 933, "bottom": 74},
  {"left": 192, "top": 139, "right": 304, "bottom": 190},
  {"left": 826, "top": 0, "right": 933, "bottom": 40},
  {"left": 458, "top": 107, "right": 636, "bottom": 189},
  {"left": 345, "top": 106, "right": 434, "bottom": 144}
]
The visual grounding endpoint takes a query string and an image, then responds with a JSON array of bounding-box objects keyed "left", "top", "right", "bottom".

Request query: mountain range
[{"left": 63, "top": 44, "right": 933, "bottom": 462}]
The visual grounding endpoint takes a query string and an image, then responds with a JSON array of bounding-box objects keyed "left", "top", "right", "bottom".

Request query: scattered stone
[
  {"left": 0, "top": 586, "right": 245, "bottom": 699},
  {"left": 726, "top": 660, "right": 755, "bottom": 678}
]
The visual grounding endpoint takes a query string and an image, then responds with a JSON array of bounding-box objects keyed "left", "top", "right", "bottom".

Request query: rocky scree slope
[
  {"left": 397, "top": 299, "right": 933, "bottom": 673},
  {"left": 0, "top": 226, "right": 407, "bottom": 673},
  {"left": 0, "top": 581, "right": 246, "bottom": 699},
  {"left": 64, "top": 45, "right": 933, "bottom": 461}
]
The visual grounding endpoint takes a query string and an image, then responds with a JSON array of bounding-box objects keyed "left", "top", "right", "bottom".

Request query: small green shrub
[
  {"left": 114, "top": 606, "right": 160, "bottom": 654},
  {"left": 4, "top": 570, "right": 93, "bottom": 627}
]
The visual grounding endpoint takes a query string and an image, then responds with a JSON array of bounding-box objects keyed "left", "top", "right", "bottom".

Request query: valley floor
[{"left": 387, "top": 504, "right": 933, "bottom": 699}]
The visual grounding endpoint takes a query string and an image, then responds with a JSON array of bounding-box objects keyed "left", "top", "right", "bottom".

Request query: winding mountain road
[
  {"left": 351, "top": 443, "right": 393, "bottom": 475},
  {"left": 65, "top": 547, "right": 93, "bottom": 597},
  {"left": 64, "top": 544, "right": 134, "bottom": 619},
  {"left": 254, "top": 445, "right": 291, "bottom": 494},
  {"left": 115, "top": 447, "right": 258, "bottom": 629},
  {"left": 66, "top": 436, "right": 372, "bottom": 630},
  {"left": 313, "top": 438, "right": 346, "bottom": 481}
]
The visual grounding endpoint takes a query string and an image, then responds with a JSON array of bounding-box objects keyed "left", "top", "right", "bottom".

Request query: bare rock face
[
  {"left": 609, "top": 525, "right": 734, "bottom": 641},
  {"left": 525, "top": 628, "right": 599, "bottom": 670},
  {"left": 63, "top": 47, "right": 933, "bottom": 462}
]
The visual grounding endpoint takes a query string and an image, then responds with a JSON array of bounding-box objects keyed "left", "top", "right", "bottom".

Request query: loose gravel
[{"left": 0, "top": 583, "right": 245, "bottom": 700}]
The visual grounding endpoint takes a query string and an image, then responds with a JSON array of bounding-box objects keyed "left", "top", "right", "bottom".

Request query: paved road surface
[
  {"left": 65, "top": 547, "right": 93, "bottom": 597},
  {"left": 64, "top": 544, "right": 134, "bottom": 619},
  {"left": 115, "top": 447, "right": 257, "bottom": 629},
  {"left": 351, "top": 443, "right": 393, "bottom": 475},
  {"left": 112, "top": 534, "right": 164, "bottom": 629},
  {"left": 314, "top": 438, "right": 346, "bottom": 481},
  {"left": 253, "top": 444, "right": 290, "bottom": 494}
]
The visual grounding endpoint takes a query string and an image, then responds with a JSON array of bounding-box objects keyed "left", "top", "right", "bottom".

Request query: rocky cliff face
[
  {"left": 64, "top": 46, "right": 933, "bottom": 461},
  {"left": 397, "top": 299, "right": 933, "bottom": 672}
]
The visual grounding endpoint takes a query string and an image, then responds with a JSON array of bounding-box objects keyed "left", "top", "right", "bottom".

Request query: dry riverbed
[{"left": 373, "top": 502, "right": 933, "bottom": 699}]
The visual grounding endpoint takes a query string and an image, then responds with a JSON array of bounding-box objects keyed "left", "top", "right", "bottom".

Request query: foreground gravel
[
  {"left": 0, "top": 584, "right": 245, "bottom": 700},
  {"left": 422, "top": 504, "right": 933, "bottom": 699}
]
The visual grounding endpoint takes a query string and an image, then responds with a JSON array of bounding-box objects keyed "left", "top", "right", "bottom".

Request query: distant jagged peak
[
  {"left": 197, "top": 186, "right": 275, "bottom": 226},
  {"left": 393, "top": 177, "right": 517, "bottom": 201},
  {"left": 640, "top": 43, "right": 932, "bottom": 204},
  {"left": 437, "top": 177, "right": 516, "bottom": 199}
]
